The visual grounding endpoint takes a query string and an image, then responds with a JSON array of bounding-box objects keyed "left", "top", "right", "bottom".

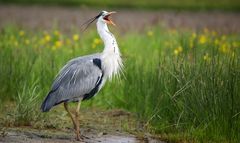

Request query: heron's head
[
  {"left": 97, "top": 11, "right": 116, "bottom": 26},
  {"left": 81, "top": 11, "right": 116, "bottom": 31}
]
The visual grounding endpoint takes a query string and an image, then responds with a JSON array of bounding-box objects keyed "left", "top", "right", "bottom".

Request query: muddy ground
[
  {"left": 0, "top": 5, "right": 240, "bottom": 33},
  {"left": 0, "top": 108, "right": 164, "bottom": 143},
  {"left": 0, "top": 128, "right": 162, "bottom": 143}
]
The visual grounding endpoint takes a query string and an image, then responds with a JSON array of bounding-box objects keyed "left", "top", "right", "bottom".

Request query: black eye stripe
[
  {"left": 81, "top": 11, "right": 106, "bottom": 32},
  {"left": 96, "top": 11, "right": 104, "bottom": 19}
]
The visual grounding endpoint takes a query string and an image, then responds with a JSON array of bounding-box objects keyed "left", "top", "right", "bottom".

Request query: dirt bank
[
  {"left": 0, "top": 108, "right": 165, "bottom": 143},
  {"left": 0, "top": 127, "right": 163, "bottom": 143}
]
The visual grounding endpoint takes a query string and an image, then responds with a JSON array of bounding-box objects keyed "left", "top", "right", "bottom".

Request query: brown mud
[
  {"left": 0, "top": 127, "right": 162, "bottom": 143},
  {"left": 0, "top": 108, "right": 164, "bottom": 143}
]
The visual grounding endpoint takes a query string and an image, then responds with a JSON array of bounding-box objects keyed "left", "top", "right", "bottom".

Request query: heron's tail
[{"left": 40, "top": 91, "right": 56, "bottom": 112}]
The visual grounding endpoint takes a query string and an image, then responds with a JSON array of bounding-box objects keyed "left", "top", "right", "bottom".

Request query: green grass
[
  {"left": 0, "top": 26, "right": 240, "bottom": 142},
  {"left": 1, "top": 0, "right": 240, "bottom": 11}
]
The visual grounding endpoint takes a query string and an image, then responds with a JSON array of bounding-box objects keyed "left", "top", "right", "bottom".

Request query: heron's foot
[
  {"left": 81, "top": 135, "right": 90, "bottom": 139},
  {"left": 76, "top": 134, "right": 84, "bottom": 141},
  {"left": 75, "top": 128, "right": 84, "bottom": 141}
]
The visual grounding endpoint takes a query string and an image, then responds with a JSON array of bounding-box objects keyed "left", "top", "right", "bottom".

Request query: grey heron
[{"left": 40, "top": 11, "right": 123, "bottom": 141}]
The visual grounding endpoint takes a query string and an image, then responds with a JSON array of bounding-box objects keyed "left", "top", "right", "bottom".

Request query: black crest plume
[{"left": 81, "top": 11, "right": 104, "bottom": 32}]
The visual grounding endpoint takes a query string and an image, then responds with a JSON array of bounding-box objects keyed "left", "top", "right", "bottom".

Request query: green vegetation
[
  {"left": 0, "top": 26, "right": 240, "bottom": 142},
  {"left": 1, "top": 0, "right": 240, "bottom": 11}
]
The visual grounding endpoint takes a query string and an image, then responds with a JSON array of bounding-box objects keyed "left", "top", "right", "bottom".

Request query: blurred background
[
  {"left": 0, "top": 0, "right": 240, "bottom": 33},
  {"left": 0, "top": 1, "right": 240, "bottom": 143},
  {"left": 1, "top": 0, "right": 240, "bottom": 10}
]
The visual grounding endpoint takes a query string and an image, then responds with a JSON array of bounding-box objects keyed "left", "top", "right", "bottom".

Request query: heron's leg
[
  {"left": 63, "top": 102, "right": 77, "bottom": 131},
  {"left": 75, "top": 100, "right": 82, "bottom": 141}
]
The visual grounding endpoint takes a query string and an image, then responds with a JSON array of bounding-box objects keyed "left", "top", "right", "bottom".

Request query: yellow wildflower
[
  {"left": 93, "top": 38, "right": 101, "bottom": 45},
  {"left": 203, "top": 53, "right": 211, "bottom": 62},
  {"left": 199, "top": 35, "right": 207, "bottom": 44},
  {"left": 174, "top": 46, "right": 183, "bottom": 56},
  {"left": 19, "top": 30, "right": 25, "bottom": 36},
  {"left": 73, "top": 34, "right": 79, "bottom": 41},
  {"left": 44, "top": 34, "right": 51, "bottom": 42},
  {"left": 177, "top": 46, "right": 183, "bottom": 52},
  {"left": 174, "top": 49, "right": 179, "bottom": 55},
  {"left": 55, "top": 40, "right": 63, "bottom": 48},
  {"left": 147, "top": 30, "right": 153, "bottom": 37},
  {"left": 25, "top": 39, "right": 30, "bottom": 45},
  {"left": 219, "top": 43, "right": 229, "bottom": 54}
]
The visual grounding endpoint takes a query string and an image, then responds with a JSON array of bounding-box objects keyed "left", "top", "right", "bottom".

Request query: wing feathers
[{"left": 41, "top": 55, "right": 103, "bottom": 112}]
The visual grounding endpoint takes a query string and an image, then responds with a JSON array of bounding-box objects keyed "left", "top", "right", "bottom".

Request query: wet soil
[
  {"left": 0, "top": 5, "right": 240, "bottom": 33},
  {"left": 0, "top": 108, "right": 164, "bottom": 143},
  {"left": 0, "top": 127, "right": 162, "bottom": 143}
]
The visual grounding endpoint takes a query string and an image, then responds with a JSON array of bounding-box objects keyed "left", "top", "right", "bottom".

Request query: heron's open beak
[{"left": 103, "top": 11, "right": 116, "bottom": 26}]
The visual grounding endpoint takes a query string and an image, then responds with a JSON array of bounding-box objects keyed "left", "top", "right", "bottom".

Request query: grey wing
[{"left": 41, "top": 55, "right": 103, "bottom": 112}]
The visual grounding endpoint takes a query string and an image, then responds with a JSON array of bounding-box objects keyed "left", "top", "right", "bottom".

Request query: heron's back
[{"left": 41, "top": 53, "right": 104, "bottom": 112}]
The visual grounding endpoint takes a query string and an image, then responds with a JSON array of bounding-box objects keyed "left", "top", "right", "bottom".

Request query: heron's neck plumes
[{"left": 97, "top": 21, "right": 123, "bottom": 80}]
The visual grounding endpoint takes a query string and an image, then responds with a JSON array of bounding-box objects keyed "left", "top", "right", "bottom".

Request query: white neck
[{"left": 97, "top": 20, "right": 123, "bottom": 80}]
